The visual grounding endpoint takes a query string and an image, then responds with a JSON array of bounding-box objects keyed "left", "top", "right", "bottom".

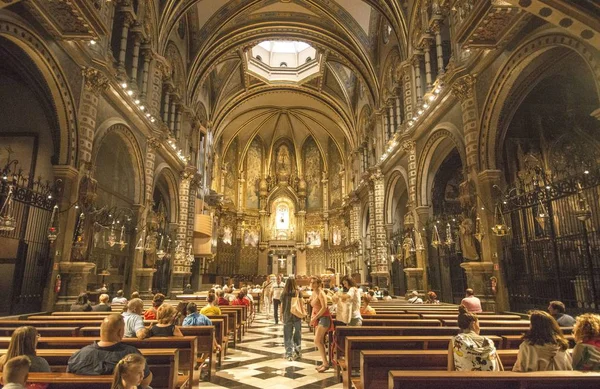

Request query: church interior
[{"left": 0, "top": 0, "right": 599, "bottom": 388}]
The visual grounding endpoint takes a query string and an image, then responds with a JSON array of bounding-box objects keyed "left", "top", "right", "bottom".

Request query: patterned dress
[{"left": 450, "top": 331, "right": 502, "bottom": 371}]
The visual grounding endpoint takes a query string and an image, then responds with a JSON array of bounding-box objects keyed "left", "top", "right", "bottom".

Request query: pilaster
[{"left": 79, "top": 67, "right": 108, "bottom": 167}]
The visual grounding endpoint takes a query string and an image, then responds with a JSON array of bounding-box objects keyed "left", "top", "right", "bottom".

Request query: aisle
[{"left": 199, "top": 311, "right": 341, "bottom": 389}]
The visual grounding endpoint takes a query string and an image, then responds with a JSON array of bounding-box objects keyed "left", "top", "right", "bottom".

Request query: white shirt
[
  {"left": 2, "top": 383, "right": 26, "bottom": 389},
  {"left": 272, "top": 282, "right": 285, "bottom": 300},
  {"left": 347, "top": 287, "right": 362, "bottom": 319}
]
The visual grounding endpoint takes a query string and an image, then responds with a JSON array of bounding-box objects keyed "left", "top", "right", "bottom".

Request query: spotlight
[
  {"left": 140, "top": 105, "right": 145, "bottom": 111},
  {"left": 89, "top": 40, "right": 97, "bottom": 45},
  {"left": 120, "top": 82, "right": 127, "bottom": 88},
  {"left": 134, "top": 99, "right": 140, "bottom": 104},
  {"left": 126, "top": 90, "right": 134, "bottom": 96}
]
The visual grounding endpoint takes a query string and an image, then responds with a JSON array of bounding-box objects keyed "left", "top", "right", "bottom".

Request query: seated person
[
  {"left": 146, "top": 303, "right": 183, "bottom": 337},
  {"left": 93, "top": 293, "right": 112, "bottom": 312},
  {"left": 425, "top": 291, "right": 440, "bottom": 304},
  {"left": 183, "top": 284, "right": 194, "bottom": 294},
  {"left": 122, "top": 298, "right": 147, "bottom": 339},
  {"left": 1, "top": 355, "right": 30, "bottom": 389},
  {"left": 548, "top": 300, "right": 576, "bottom": 327},
  {"left": 111, "top": 353, "right": 146, "bottom": 389},
  {"left": 407, "top": 290, "right": 423, "bottom": 304},
  {"left": 183, "top": 303, "right": 212, "bottom": 326},
  {"left": 572, "top": 313, "right": 600, "bottom": 370},
  {"left": 143, "top": 293, "right": 165, "bottom": 320},
  {"left": 449, "top": 305, "right": 502, "bottom": 371},
  {"left": 0, "top": 326, "right": 50, "bottom": 373},
  {"left": 200, "top": 293, "right": 222, "bottom": 316},
  {"left": 232, "top": 290, "right": 251, "bottom": 307},
  {"left": 359, "top": 295, "right": 376, "bottom": 315},
  {"left": 217, "top": 290, "right": 230, "bottom": 306},
  {"left": 382, "top": 290, "right": 392, "bottom": 300},
  {"left": 67, "top": 314, "right": 152, "bottom": 389},
  {"left": 71, "top": 292, "right": 92, "bottom": 312},
  {"left": 130, "top": 291, "right": 140, "bottom": 300},
  {"left": 460, "top": 288, "right": 482, "bottom": 313},
  {"left": 513, "top": 310, "right": 572, "bottom": 371},
  {"left": 112, "top": 290, "right": 128, "bottom": 305}
]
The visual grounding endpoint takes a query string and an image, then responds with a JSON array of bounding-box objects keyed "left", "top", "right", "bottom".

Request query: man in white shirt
[
  {"left": 408, "top": 290, "right": 423, "bottom": 304},
  {"left": 272, "top": 275, "right": 285, "bottom": 324},
  {"left": 122, "top": 298, "right": 147, "bottom": 339}
]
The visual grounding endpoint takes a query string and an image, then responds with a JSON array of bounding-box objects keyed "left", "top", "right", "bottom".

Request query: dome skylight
[
  {"left": 258, "top": 41, "right": 311, "bottom": 54},
  {"left": 247, "top": 40, "right": 320, "bottom": 84}
]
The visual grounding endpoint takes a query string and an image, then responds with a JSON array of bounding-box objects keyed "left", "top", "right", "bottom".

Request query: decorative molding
[
  {"left": 82, "top": 67, "right": 109, "bottom": 94},
  {"left": 451, "top": 74, "right": 476, "bottom": 101}
]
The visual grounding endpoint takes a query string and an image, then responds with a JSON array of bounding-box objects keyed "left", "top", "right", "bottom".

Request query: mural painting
[
  {"left": 328, "top": 139, "right": 342, "bottom": 208},
  {"left": 303, "top": 137, "right": 322, "bottom": 210},
  {"left": 246, "top": 138, "right": 262, "bottom": 208},
  {"left": 223, "top": 138, "right": 238, "bottom": 204}
]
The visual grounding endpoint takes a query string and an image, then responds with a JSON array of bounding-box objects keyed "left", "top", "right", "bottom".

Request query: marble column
[
  {"left": 170, "top": 169, "right": 194, "bottom": 296},
  {"left": 140, "top": 45, "right": 152, "bottom": 99},
  {"left": 130, "top": 32, "right": 142, "bottom": 86},
  {"left": 162, "top": 88, "right": 171, "bottom": 124},
  {"left": 169, "top": 98, "right": 177, "bottom": 133},
  {"left": 395, "top": 96, "right": 403, "bottom": 128},
  {"left": 54, "top": 262, "right": 96, "bottom": 311},
  {"left": 388, "top": 103, "right": 395, "bottom": 138},
  {"left": 423, "top": 38, "right": 434, "bottom": 91},
  {"left": 400, "top": 61, "right": 414, "bottom": 121},
  {"left": 117, "top": 13, "right": 133, "bottom": 75},
  {"left": 79, "top": 68, "right": 108, "bottom": 167},
  {"left": 433, "top": 21, "right": 445, "bottom": 76},
  {"left": 451, "top": 75, "right": 478, "bottom": 170},
  {"left": 412, "top": 54, "right": 423, "bottom": 104},
  {"left": 369, "top": 169, "right": 389, "bottom": 288}
]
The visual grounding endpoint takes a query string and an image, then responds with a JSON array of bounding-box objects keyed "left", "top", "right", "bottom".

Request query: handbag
[{"left": 291, "top": 291, "right": 307, "bottom": 319}]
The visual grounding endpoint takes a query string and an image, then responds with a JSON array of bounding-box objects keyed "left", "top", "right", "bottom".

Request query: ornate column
[
  {"left": 395, "top": 96, "right": 403, "bottom": 128},
  {"left": 451, "top": 75, "right": 478, "bottom": 171},
  {"left": 150, "top": 59, "right": 168, "bottom": 115},
  {"left": 169, "top": 96, "right": 177, "bottom": 132},
  {"left": 388, "top": 102, "right": 395, "bottom": 138},
  {"left": 382, "top": 110, "right": 390, "bottom": 142},
  {"left": 369, "top": 169, "right": 389, "bottom": 288},
  {"left": 79, "top": 68, "right": 108, "bottom": 167},
  {"left": 402, "top": 140, "right": 417, "bottom": 206},
  {"left": 130, "top": 31, "right": 142, "bottom": 86},
  {"left": 422, "top": 37, "right": 434, "bottom": 91},
  {"left": 140, "top": 45, "right": 152, "bottom": 99},
  {"left": 170, "top": 167, "right": 195, "bottom": 295},
  {"left": 399, "top": 61, "right": 413, "bottom": 121},
  {"left": 412, "top": 54, "right": 424, "bottom": 104},
  {"left": 432, "top": 21, "right": 445, "bottom": 76},
  {"left": 162, "top": 87, "right": 171, "bottom": 124},
  {"left": 117, "top": 12, "right": 133, "bottom": 75}
]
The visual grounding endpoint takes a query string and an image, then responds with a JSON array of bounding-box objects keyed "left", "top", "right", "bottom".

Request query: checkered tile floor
[{"left": 195, "top": 312, "right": 341, "bottom": 388}]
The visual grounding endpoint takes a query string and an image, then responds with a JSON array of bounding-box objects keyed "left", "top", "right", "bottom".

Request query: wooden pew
[
  {"left": 359, "top": 349, "right": 518, "bottom": 389},
  {"left": 387, "top": 371, "right": 600, "bottom": 389},
  {"left": 0, "top": 320, "right": 103, "bottom": 328},
  {"left": 221, "top": 306, "right": 244, "bottom": 342},
  {"left": 49, "top": 311, "right": 113, "bottom": 316},
  {"left": 442, "top": 319, "right": 531, "bottom": 328},
  {"left": 178, "top": 326, "right": 217, "bottom": 381},
  {"left": 340, "top": 335, "right": 503, "bottom": 387},
  {"left": 0, "top": 348, "right": 181, "bottom": 389},
  {"left": 0, "top": 327, "right": 79, "bottom": 337},
  {"left": 206, "top": 315, "right": 230, "bottom": 362},
  {"left": 421, "top": 314, "right": 522, "bottom": 321},
  {"left": 209, "top": 311, "right": 236, "bottom": 348},
  {"left": 361, "top": 319, "right": 442, "bottom": 327},
  {"left": 358, "top": 314, "right": 420, "bottom": 320},
  {"left": 502, "top": 334, "right": 575, "bottom": 349},
  {"left": 1, "top": 372, "right": 112, "bottom": 388}
]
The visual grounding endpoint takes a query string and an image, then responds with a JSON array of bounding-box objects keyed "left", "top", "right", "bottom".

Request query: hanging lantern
[
  {"left": 431, "top": 224, "right": 441, "bottom": 248},
  {"left": 574, "top": 182, "right": 592, "bottom": 222},
  {"left": 535, "top": 201, "right": 549, "bottom": 229},
  {"left": 186, "top": 244, "right": 195, "bottom": 265},
  {"left": 135, "top": 230, "right": 145, "bottom": 251},
  {"left": 118, "top": 224, "right": 127, "bottom": 250},
  {"left": 415, "top": 229, "right": 426, "bottom": 252},
  {"left": 492, "top": 205, "right": 510, "bottom": 237},
  {"left": 474, "top": 217, "right": 484, "bottom": 243},
  {"left": 47, "top": 204, "right": 59, "bottom": 242},
  {"left": 445, "top": 223, "right": 454, "bottom": 246},
  {"left": 0, "top": 185, "right": 16, "bottom": 232},
  {"left": 156, "top": 235, "right": 166, "bottom": 259},
  {"left": 107, "top": 222, "right": 117, "bottom": 247}
]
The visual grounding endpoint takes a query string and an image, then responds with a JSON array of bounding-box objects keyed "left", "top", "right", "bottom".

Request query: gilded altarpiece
[
  {"left": 305, "top": 213, "right": 324, "bottom": 275},
  {"left": 239, "top": 216, "right": 260, "bottom": 275},
  {"left": 223, "top": 139, "right": 238, "bottom": 205},
  {"left": 328, "top": 139, "right": 342, "bottom": 208},
  {"left": 245, "top": 138, "right": 262, "bottom": 209},
  {"left": 303, "top": 137, "right": 323, "bottom": 210}
]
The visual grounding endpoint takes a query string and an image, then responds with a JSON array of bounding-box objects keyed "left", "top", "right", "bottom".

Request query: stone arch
[
  {"left": 479, "top": 32, "right": 600, "bottom": 171},
  {"left": 380, "top": 48, "right": 401, "bottom": 106},
  {"left": 416, "top": 124, "right": 466, "bottom": 207},
  {"left": 153, "top": 163, "right": 180, "bottom": 224},
  {"left": 0, "top": 17, "right": 78, "bottom": 166},
  {"left": 385, "top": 167, "right": 409, "bottom": 226},
  {"left": 165, "top": 40, "right": 186, "bottom": 96},
  {"left": 93, "top": 120, "right": 145, "bottom": 205}
]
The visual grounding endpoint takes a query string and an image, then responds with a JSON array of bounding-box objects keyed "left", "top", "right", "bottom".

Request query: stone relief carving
[
  {"left": 304, "top": 138, "right": 322, "bottom": 210},
  {"left": 245, "top": 138, "right": 262, "bottom": 209}
]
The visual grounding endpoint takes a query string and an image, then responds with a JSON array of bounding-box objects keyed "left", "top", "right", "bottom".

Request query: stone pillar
[
  {"left": 170, "top": 168, "right": 194, "bottom": 296},
  {"left": 412, "top": 54, "right": 423, "bottom": 104},
  {"left": 150, "top": 59, "right": 167, "bottom": 115},
  {"left": 400, "top": 61, "right": 414, "bottom": 120},
  {"left": 169, "top": 97, "right": 177, "bottom": 132},
  {"left": 175, "top": 107, "right": 183, "bottom": 140},
  {"left": 423, "top": 38, "right": 434, "bottom": 91},
  {"left": 140, "top": 45, "right": 152, "bottom": 99},
  {"left": 388, "top": 103, "right": 395, "bottom": 138},
  {"left": 162, "top": 88, "right": 171, "bottom": 124},
  {"left": 117, "top": 13, "right": 133, "bottom": 75},
  {"left": 404, "top": 267, "right": 424, "bottom": 292},
  {"left": 136, "top": 268, "right": 156, "bottom": 298},
  {"left": 433, "top": 21, "right": 445, "bottom": 76},
  {"left": 382, "top": 111, "right": 390, "bottom": 142},
  {"left": 451, "top": 75, "right": 478, "bottom": 171},
  {"left": 414, "top": 206, "right": 431, "bottom": 289},
  {"left": 461, "top": 262, "right": 495, "bottom": 311},
  {"left": 79, "top": 68, "right": 108, "bottom": 167},
  {"left": 369, "top": 169, "right": 389, "bottom": 288},
  {"left": 130, "top": 32, "right": 142, "bottom": 86},
  {"left": 395, "top": 96, "right": 403, "bottom": 128},
  {"left": 402, "top": 140, "right": 417, "bottom": 206},
  {"left": 54, "top": 262, "right": 96, "bottom": 311}
]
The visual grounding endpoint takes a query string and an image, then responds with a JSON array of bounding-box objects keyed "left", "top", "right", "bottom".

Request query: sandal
[{"left": 317, "top": 364, "right": 330, "bottom": 372}]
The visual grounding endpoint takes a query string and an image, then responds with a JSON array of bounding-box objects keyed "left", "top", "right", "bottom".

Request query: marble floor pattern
[{"left": 196, "top": 311, "right": 341, "bottom": 389}]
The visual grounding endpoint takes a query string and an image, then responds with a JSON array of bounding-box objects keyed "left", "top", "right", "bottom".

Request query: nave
[{"left": 205, "top": 312, "right": 340, "bottom": 389}]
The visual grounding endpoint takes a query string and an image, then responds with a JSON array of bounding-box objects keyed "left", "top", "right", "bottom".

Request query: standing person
[
  {"left": 122, "top": 298, "right": 147, "bottom": 339},
  {"left": 512, "top": 310, "right": 572, "bottom": 371},
  {"left": 111, "top": 353, "right": 146, "bottom": 389},
  {"left": 280, "top": 277, "right": 302, "bottom": 361},
  {"left": 146, "top": 303, "right": 183, "bottom": 337},
  {"left": 310, "top": 277, "right": 333, "bottom": 372},
  {"left": 448, "top": 305, "right": 502, "bottom": 371},
  {"left": 112, "top": 290, "right": 128, "bottom": 305},
  {"left": 143, "top": 293, "right": 165, "bottom": 320},
  {"left": 0, "top": 356, "right": 30, "bottom": 389},
  {"left": 71, "top": 293, "right": 93, "bottom": 312},
  {"left": 571, "top": 313, "right": 600, "bottom": 370},
  {"left": 93, "top": 294, "right": 112, "bottom": 312},
  {"left": 272, "top": 275, "right": 285, "bottom": 324},
  {"left": 200, "top": 293, "right": 222, "bottom": 316},
  {"left": 332, "top": 275, "right": 362, "bottom": 326},
  {"left": 548, "top": 301, "right": 576, "bottom": 327},
  {"left": 0, "top": 326, "right": 51, "bottom": 373},
  {"left": 460, "top": 288, "right": 482, "bottom": 313}
]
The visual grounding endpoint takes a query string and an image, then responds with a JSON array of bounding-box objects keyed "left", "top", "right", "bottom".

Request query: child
[
  {"left": 1, "top": 355, "right": 31, "bottom": 389},
  {"left": 111, "top": 354, "right": 146, "bottom": 389}
]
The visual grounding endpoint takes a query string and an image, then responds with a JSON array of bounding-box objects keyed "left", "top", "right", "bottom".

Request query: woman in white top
[
  {"left": 333, "top": 275, "right": 362, "bottom": 326},
  {"left": 512, "top": 310, "right": 572, "bottom": 372}
]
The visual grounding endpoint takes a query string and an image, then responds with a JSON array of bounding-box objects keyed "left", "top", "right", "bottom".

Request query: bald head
[
  {"left": 100, "top": 314, "right": 124, "bottom": 342},
  {"left": 127, "top": 298, "right": 144, "bottom": 314}
]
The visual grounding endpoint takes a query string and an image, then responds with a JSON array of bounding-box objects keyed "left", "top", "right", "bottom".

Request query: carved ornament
[
  {"left": 451, "top": 74, "right": 476, "bottom": 101},
  {"left": 401, "top": 140, "right": 416, "bottom": 152},
  {"left": 147, "top": 137, "right": 161, "bottom": 151},
  {"left": 82, "top": 67, "right": 109, "bottom": 94}
]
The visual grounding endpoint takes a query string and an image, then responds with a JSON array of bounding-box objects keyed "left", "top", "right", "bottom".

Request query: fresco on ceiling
[
  {"left": 246, "top": 137, "right": 262, "bottom": 208},
  {"left": 303, "top": 137, "right": 322, "bottom": 210},
  {"left": 328, "top": 138, "right": 342, "bottom": 208},
  {"left": 223, "top": 138, "right": 238, "bottom": 204}
]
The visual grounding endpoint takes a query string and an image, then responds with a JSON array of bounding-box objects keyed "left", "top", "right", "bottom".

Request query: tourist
[
  {"left": 360, "top": 295, "right": 376, "bottom": 315},
  {"left": 408, "top": 290, "right": 423, "bottom": 304},
  {"left": 572, "top": 313, "right": 600, "bottom": 370},
  {"left": 548, "top": 300, "right": 576, "bottom": 327},
  {"left": 272, "top": 274, "right": 285, "bottom": 324},
  {"left": 373, "top": 286, "right": 382, "bottom": 299},
  {"left": 200, "top": 293, "right": 222, "bottom": 316},
  {"left": 174, "top": 301, "right": 188, "bottom": 326},
  {"left": 426, "top": 291, "right": 440, "bottom": 304},
  {"left": 460, "top": 288, "right": 482, "bottom": 313},
  {"left": 310, "top": 277, "right": 333, "bottom": 372},
  {"left": 217, "top": 290, "right": 230, "bottom": 306},
  {"left": 224, "top": 287, "right": 235, "bottom": 302},
  {"left": 112, "top": 290, "right": 128, "bottom": 305},
  {"left": 512, "top": 310, "right": 572, "bottom": 371},
  {"left": 146, "top": 303, "right": 183, "bottom": 337},
  {"left": 448, "top": 305, "right": 502, "bottom": 371},
  {"left": 333, "top": 275, "right": 362, "bottom": 326},
  {"left": 232, "top": 289, "right": 251, "bottom": 307},
  {"left": 382, "top": 290, "right": 392, "bottom": 301},
  {"left": 93, "top": 293, "right": 112, "bottom": 312},
  {"left": 130, "top": 291, "right": 140, "bottom": 300},
  {"left": 67, "top": 314, "right": 152, "bottom": 389},
  {"left": 143, "top": 293, "right": 165, "bottom": 320},
  {"left": 70, "top": 292, "right": 93, "bottom": 312},
  {"left": 182, "top": 302, "right": 212, "bottom": 326},
  {"left": 111, "top": 353, "right": 146, "bottom": 389},
  {"left": 1, "top": 356, "right": 30, "bottom": 389},
  {"left": 122, "top": 298, "right": 147, "bottom": 339},
  {"left": 280, "top": 276, "right": 301, "bottom": 361},
  {"left": 0, "top": 326, "right": 50, "bottom": 373}
]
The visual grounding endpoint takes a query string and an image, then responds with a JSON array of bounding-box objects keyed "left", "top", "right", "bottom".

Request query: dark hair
[
  {"left": 465, "top": 288, "right": 474, "bottom": 296},
  {"left": 457, "top": 305, "right": 478, "bottom": 330},
  {"left": 522, "top": 310, "right": 569, "bottom": 351},
  {"left": 207, "top": 293, "right": 216, "bottom": 304},
  {"left": 383, "top": 290, "right": 389, "bottom": 296},
  {"left": 284, "top": 277, "right": 297, "bottom": 295},
  {"left": 186, "top": 302, "right": 197, "bottom": 314},
  {"left": 152, "top": 293, "right": 165, "bottom": 308},
  {"left": 310, "top": 276, "right": 323, "bottom": 288},
  {"left": 116, "top": 290, "right": 124, "bottom": 297},
  {"left": 111, "top": 353, "right": 146, "bottom": 389},
  {"left": 549, "top": 301, "right": 566, "bottom": 313},
  {"left": 341, "top": 275, "right": 356, "bottom": 288},
  {"left": 131, "top": 291, "right": 140, "bottom": 299},
  {"left": 76, "top": 293, "right": 89, "bottom": 305}
]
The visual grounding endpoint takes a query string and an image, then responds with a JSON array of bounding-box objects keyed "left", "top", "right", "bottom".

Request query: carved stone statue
[
  {"left": 459, "top": 218, "right": 479, "bottom": 260},
  {"left": 276, "top": 146, "right": 290, "bottom": 175}
]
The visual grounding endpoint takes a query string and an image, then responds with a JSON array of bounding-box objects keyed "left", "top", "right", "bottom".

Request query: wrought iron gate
[
  {"left": 0, "top": 173, "right": 55, "bottom": 315},
  {"left": 501, "top": 169, "right": 600, "bottom": 313}
]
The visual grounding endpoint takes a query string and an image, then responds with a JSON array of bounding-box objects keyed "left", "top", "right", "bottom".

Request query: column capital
[
  {"left": 81, "top": 67, "right": 109, "bottom": 94},
  {"left": 52, "top": 165, "right": 80, "bottom": 180},
  {"left": 147, "top": 137, "right": 161, "bottom": 151},
  {"left": 477, "top": 169, "right": 503, "bottom": 185},
  {"left": 121, "top": 12, "right": 135, "bottom": 27},
  {"left": 451, "top": 74, "right": 477, "bottom": 102},
  {"left": 400, "top": 139, "right": 416, "bottom": 152}
]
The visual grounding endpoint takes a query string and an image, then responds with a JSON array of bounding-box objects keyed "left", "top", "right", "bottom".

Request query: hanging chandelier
[
  {"left": 107, "top": 221, "right": 117, "bottom": 247},
  {"left": 0, "top": 185, "right": 16, "bottom": 232},
  {"left": 574, "top": 182, "right": 592, "bottom": 222},
  {"left": 47, "top": 204, "right": 59, "bottom": 242},
  {"left": 431, "top": 224, "right": 441, "bottom": 248},
  {"left": 445, "top": 223, "right": 454, "bottom": 246},
  {"left": 474, "top": 217, "right": 484, "bottom": 243},
  {"left": 135, "top": 229, "right": 145, "bottom": 251},
  {"left": 492, "top": 204, "right": 510, "bottom": 236},
  {"left": 415, "top": 229, "right": 426, "bottom": 252},
  {"left": 118, "top": 224, "right": 127, "bottom": 250},
  {"left": 156, "top": 234, "right": 166, "bottom": 259}
]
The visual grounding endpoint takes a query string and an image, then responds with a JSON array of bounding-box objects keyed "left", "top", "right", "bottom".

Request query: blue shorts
[{"left": 318, "top": 316, "right": 331, "bottom": 327}]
